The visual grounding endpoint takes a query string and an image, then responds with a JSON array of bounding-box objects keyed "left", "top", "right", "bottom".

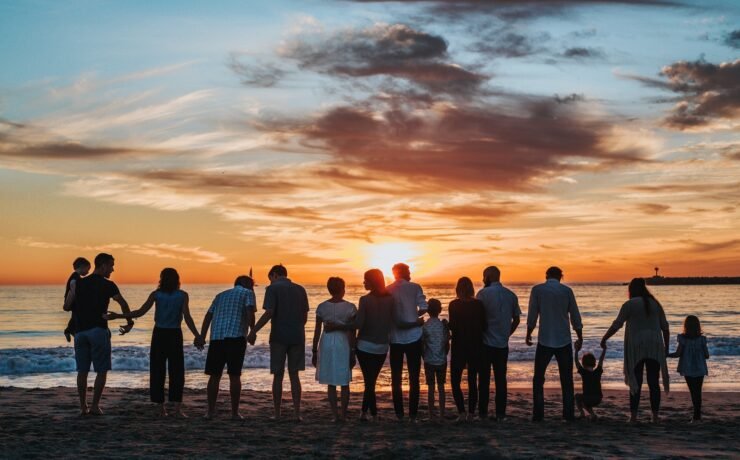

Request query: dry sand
[{"left": 1, "top": 387, "right": 738, "bottom": 458}]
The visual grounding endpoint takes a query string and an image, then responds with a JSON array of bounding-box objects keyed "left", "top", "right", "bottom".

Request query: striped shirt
[{"left": 208, "top": 286, "right": 256, "bottom": 341}]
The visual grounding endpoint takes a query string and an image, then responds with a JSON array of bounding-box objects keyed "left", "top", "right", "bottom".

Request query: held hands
[
  {"left": 194, "top": 335, "right": 206, "bottom": 350},
  {"left": 525, "top": 334, "right": 533, "bottom": 346},
  {"left": 118, "top": 322, "right": 134, "bottom": 335},
  {"left": 600, "top": 338, "right": 608, "bottom": 349},
  {"left": 574, "top": 338, "right": 583, "bottom": 352}
]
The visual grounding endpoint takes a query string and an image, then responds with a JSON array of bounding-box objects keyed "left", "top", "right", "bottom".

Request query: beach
[{"left": 1, "top": 387, "right": 738, "bottom": 458}]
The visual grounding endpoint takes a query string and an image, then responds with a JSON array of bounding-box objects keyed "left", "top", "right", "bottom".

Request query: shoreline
[{"left": 1, "top": 388, "right": 738, "bottom": 458}]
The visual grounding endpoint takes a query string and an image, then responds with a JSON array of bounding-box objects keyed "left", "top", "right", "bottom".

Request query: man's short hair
[
  {"left": 546, "top": 266, "right": 563, "bottom": 279},
  {"left": 392, "top": 263, "right": 410, "bottom": 281},
  {"left": 427, "top": 298, "right": 442, "bottom": 316},
  {"left": 94, "top": 253, "right": 114, "bottom": 268},
  {"left": 268, "top": 264, "right": 288, "bottom": 278},
  {"left": 73, "top": 257, "right": 91, "bottom": 270},
  {"left": 483, "top": 266, "right": 501, "bottom": 284},
  {"left": 235, "top": 275, "right": 254, "bottom": 289},
  {"left": 327, "top": 277, "right": 345, "bottom": 296}
]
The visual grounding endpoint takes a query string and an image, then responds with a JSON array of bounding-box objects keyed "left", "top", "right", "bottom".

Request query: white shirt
[
  {"left": 527, "top": 279, "right": 582, "bottom": 348},
  {"left": 477, "top": 282, "right": 521, "bottom": 348},
  {"left": 387, "top": 279, "right": 428, "bottom": 344}
]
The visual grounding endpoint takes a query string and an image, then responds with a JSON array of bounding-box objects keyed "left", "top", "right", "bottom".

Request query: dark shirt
[
  {"left": 448, "top": 298, "right": 486, "bottom": 361},
  {"left": 263, "top": 278, "right": 309, "bottom": 346},
  {"left": 74, "top": 274, "right": 120, "bottom": 332},
  {"left": 356, "top": 293, "right": 394, "bottom": 345},
  {"left": 578, "top": 366, "right": 603, "bottom": 401},
  {"left": 65, "top": 272, "right": 82, "bottom": 308}
]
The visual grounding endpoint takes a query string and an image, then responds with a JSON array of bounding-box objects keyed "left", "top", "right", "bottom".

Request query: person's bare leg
[
  {"left": 438, "top": 380, "right": 446, "bottom": 420},
  {"left": 328, "top": 385, "right": 339, "bottom": 422},
  {"left": 575, "top": 394, "right": 585, "bottom": 418},
  {"left": 206, "top": 374, "right": 221, "bottom": 419},
  {"left": 289, "top": 370, "right": 302, "bottom": 421},
  {"left": 272, "top": 372, "right": 284, "bottom": 419},
  {"left": 340, "top": 385, "right": 350, "bottom": 421},
  {"left": 229, "top": 374, "right": 243, "bottom": 420},
  {"left": 77, "top": 371, "right": 89, "bottom": 415},
  {"left": 90, "top": 371, "right": 107, "bottom": 415}
]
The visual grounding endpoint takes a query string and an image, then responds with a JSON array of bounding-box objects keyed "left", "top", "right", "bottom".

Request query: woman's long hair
[
  {"left": 159, "top": 267, "right": 180, "bottom": 293},
  {"left": 364, "top": 269, "right": 389, "bottom": 296},
  {"left": 628, "top": 277, "right": 661, "bottom": 316},
  {"left": 683, "top": 315, "right": 702, "bottom": 338},
  {"left": 455, "top": 276, "right": 475, "bottom": 300}
]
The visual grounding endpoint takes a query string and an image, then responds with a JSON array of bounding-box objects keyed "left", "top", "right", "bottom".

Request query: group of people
[{"left": 63, "top": 254, "right": 710, "bottom": 423}]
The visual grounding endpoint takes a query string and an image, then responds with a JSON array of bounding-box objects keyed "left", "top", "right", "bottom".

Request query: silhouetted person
[
  {"left": 387, "top": 262, "right": 428, "bottom": 422},
  {"left": 355, "top": 269, "right": 394, "bottom": 422},
  {"left": 198, "top": 275, "right": 256, "bottom": 420},
  {"left": 574, "top": 345, "right": 606, "bottom": 420},
  {"left": 249, "top": 265, "right": 309, "bottom": 421},
  {"left": 63, "top": 257, "right": 91, "bottom": 342},
  {"left": 668, "top": 315, "right": 709, "bottom": 422},
  {"left": 311, "top": 277, "right": 357, "bottom": 422},
  {"left": 602, "top": 278, "right": 669, "bottom": 423},
  {"left": 422, "top": 298, "right": 449, "bottom": 420},
  {"left": 448, "top": 277, "right": 486, "bottom": 422},
  {"left": 104, "top": 268, "right": 201, "bottom": 417},
  {"left": 526, "top": 266, "right": 583, "bottom": 422},
  {"left": 476, "top": 265, "right": 520, "bottom": 420},
  {"left": 64, "top": 253, "right": 134, "bottom": 416}
]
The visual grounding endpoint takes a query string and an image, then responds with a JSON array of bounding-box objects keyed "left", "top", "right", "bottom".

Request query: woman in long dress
[
  {"left": 601, "top": 278, "right": 670, "bottom": 423},
  {"left": 311, "top": 277, "right": 357, "bottom": 422}
]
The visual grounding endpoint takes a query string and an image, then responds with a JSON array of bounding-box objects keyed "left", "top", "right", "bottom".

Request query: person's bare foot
[
  {"left": 173, "top": 410, "right": 188, "bottom": 418},
  {"left": 79, "top": 405, "right": 90, "bottom": 417},
  {"left": 455, "top": 413, "right": 467, "bottom": 423},
  {"left": 231, "top": 413, "right": 244, "bottom": 421},
  {"left": 651, "top": 414, "right": 660, "bottom": 424},
  {"left": 204, "top": 412, "right": 215, "bottom": 420},
  {"left": 89, "top": 406, "right": 104, "bottom": 416},
  {"left": 157, "top": 405, "right": 168, "bottom": 417},
  {"left": 360, "top": 412, "right": 369, "bottom": 422},
  {"left": 628, "top": 414, "right": 638, "bottom": 424}
]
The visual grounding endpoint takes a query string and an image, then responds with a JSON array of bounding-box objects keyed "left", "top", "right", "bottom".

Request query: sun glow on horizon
[{"left": 362, "top": 242, "right": 421, "bottom": 280}]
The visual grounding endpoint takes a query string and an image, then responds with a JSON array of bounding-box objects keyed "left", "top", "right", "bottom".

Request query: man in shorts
[
  {"left": 65, "top": 253, "right": 134, "bottom": 416},
  {"left": 198, "top": 275, "right": 256, "bottom": 420},
  {"left": 248, "top": 265, "right": 309, "bottom": 421}
]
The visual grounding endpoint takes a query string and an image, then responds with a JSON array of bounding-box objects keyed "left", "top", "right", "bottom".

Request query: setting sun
[{"left": 363, "top": 242, "right": 421, "bottom": 278}]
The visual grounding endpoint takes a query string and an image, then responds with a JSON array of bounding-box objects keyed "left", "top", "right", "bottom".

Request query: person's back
[
  {"left": 477, "top": 283, "right": 519, "bottom": 348},
  {"left": 448, "top": 298, "right": 485, "bottom": 355},
  {"left": 619, "top": 297, "right": 666, "bottom": 334},
  {"left": 422, "top": 316, "right": 448, "bottom": 366},
  {"left": 264, "top": 277, "right": 309, "bottom": 345},
  {"left": 387, "top": 278, "right": 426, "bottom": 344},
  {"left": 528, "top": 278, "right": 581, "bottom": 348},
  {"left": 154, "top": 289, "right": 185, "bottom": 329},
  {"left": 75, "top": 273, "right": 119, "bottom": 333},
  {"left": 357, "top": 293, "right": 394, "bottom": 347},
  {"left": 209, "top": 286, "right": 251, "bottom": 339}
]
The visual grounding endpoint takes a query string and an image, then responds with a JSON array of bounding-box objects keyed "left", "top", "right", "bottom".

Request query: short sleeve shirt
[
  {"left": 208, "top": 286, "right": 256, "bottom": 340},
  {"left": 422, "top": 317, "right": 449, "bottom": 366},
  {"left": 75, "top": 274, "right": 120, "bottom": 332},
  {"left": 263, "top": 278, "right": 309, "bottom": 346}
]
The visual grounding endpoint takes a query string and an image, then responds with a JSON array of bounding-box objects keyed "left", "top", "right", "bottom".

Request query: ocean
[{"left": 1, "top": 283, "right": 738, "bottom": 392}]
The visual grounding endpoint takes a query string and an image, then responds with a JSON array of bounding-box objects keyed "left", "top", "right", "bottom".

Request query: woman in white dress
[{"left": 311, "top": 277, "right": 357, "bottom": 422}]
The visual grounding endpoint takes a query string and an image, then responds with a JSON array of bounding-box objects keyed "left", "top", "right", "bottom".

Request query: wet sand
[{"left": 1, "top": 387, "right": 738, "bottom": 458}]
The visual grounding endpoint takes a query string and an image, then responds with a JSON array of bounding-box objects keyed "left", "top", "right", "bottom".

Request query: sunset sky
[{"left": 1, "top": 0, "right": 738, "bottom": 285}]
